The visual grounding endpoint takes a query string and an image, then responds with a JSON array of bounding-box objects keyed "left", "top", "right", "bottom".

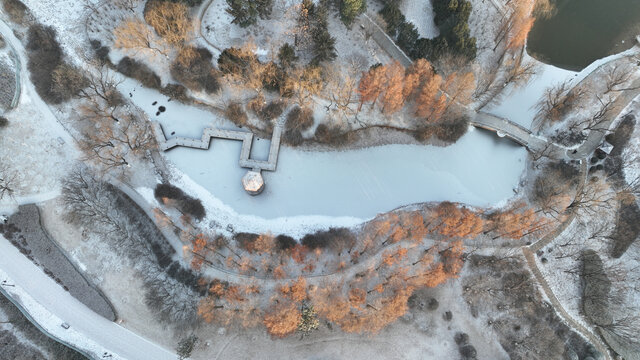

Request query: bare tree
[
  {"left": 602, "top": 63, "right": 639, "bottom": 94},
  {"left": 503, "top": 57, "right": 539, "bottom": 89},
  {"left": 599, "top": 314, "right": 640, "bottom": 351},
  {"left": 77, "top": 65, "right": 125, "bottom": 123},
  {"left": 0, "top": 164, "right": 17, "bottom": 200},
  {"left": 535, "top": 80, "right": 587, "bottom": 123},
  {"left": 570, "top": 94, "right": 619, "bottom": 133},
  {"left": 569, "top": 178, "right": 617, "bottom": 216}
]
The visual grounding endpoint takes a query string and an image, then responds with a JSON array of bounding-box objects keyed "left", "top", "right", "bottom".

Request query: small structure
[
  {"left": 242, "top": 170, "right": 264, "bottom": 195},
  {"left": 599, "top": 140, "right": 614, "bottom": 155}
]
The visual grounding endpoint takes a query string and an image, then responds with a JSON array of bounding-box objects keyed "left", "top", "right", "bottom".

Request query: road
[{"left": 0, "top": 234, "right": 176, "bottom": 360}]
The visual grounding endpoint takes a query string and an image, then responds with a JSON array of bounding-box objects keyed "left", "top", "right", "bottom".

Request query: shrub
[
  {"left": 260, "top": 61, "right": 286, "bottom": 92},
  {"left": 0, "top": 116, "right": 8, "bottom": 128},
  {"left": 180, "top": 198, "right": 205, "bottom": 221},
  {"left": 454, "top": 332, "right": 469, "bottom": 345},
  {"left": 283, "top": 128, "right": 304, "bottom": 146},
  {"left": 161, "top": 83, "right": 190, "bottom": 103},
  {"left": 413, "top": 126, "right": 436, "bottom": 142},
  {"left": 580, "top": 249, "right": 612, "bottom": 326},
  {"left": 3, "top": 0, "right": 29, "bottom": 24},
  {"left": 258, "top": 101, "right": 285, "bottom": 121},
  {"left": 225, "top": 102, "right": 248, "bottom": 126},
  {"left": 276, "top": 234, "right": 296, "bottom": 251},
  {"left": 154, "top": 183, "right": 206, "bottom": 220},
  {"left": 301, "top": 227, "right": 355, "bottom": 252},
  {"left": 26, "top": 25, "right": 64, "bottom": 104},
  {"left": 90, "top": 39, "right": 111, "bottom": 64},
  {"left": 433, "top": 117, "right": 469, "bottom": 143},
  {"left": 218, "top": 47, "right": 254, "bottom": 75},
  {"left": 171, "top": 47, "right": 220, "bottom": 93},
  {"left": 176, "top": 335, "right": 198, "bottom": 360},
  {"left": 286, "top": 106, "right": 314, "bottom": 132},
  {"left": 51, "top": 63, "right": 89, "bottom": 101},
  {"left": 314, "top": 123, "right": 352, "bottom": 146},
  {"left": 234, "top": 232, "right": 260, "bottom": 252},
  {"left": 610, "top": 193, "right": 640, "bottom": 258},
  {"left": 117, "top": 57, "right": 162, "bottom": 89}
]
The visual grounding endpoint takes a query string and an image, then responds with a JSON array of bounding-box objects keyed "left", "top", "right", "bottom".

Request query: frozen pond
[
  {"left": 486, "top": 57, "right": 576, "bottom": 128},
  {"left": 125, "top": 80, "right": 526, "bottom": 220}
]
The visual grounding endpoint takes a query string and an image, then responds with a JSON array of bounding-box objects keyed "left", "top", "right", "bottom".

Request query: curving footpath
[{"left": 522, "top": 161, "right": 614, "bottom": 360}]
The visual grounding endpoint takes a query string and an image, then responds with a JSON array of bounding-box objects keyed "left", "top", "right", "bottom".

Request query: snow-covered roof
[{"left": 242, "top": 170, "right": 265, "bottom": 195}]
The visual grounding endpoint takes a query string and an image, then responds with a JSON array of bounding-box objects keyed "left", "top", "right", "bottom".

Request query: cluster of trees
[
  {"left": 379, "top": 0, "right": 476, "bottom": 61},
  {"left": 225, "top": 0, "right": 273, "bottom": 28},
  {"left": 115, "top": 0, "right": 192, "bottom": 57},
  {"left": 357, "top": 60, "right": 474, "bottom": 124},
  {"left": 150, "top": 188, "right": 550, "bottom": 337},
  {"left": 195, "top": 236, "right": 464, "bottom": 337},
  {"left": 296, "top": 0, "right": 337, "bottom": 64},
  {"left": 26, "top": 25, "right": 83, "bottom": 104},
  {"left": 63, "top": 169, "right": 205, "bottom": 330},
  {"left": 580, "top": 250, "right": 640, "bottom": 355},
  {"left": 180, "top": 199, "right": 545, "bottom": 280}
]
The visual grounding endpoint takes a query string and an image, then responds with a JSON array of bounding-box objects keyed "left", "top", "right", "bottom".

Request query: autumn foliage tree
[
  {"left": 114, "top": 18, "right": 166, "bottom": 56},
  {"left": 144, "top": 1, "right": 191, "bottom": 46},
  {"left": 357, "top": 60, "right": 474, "bottom": 123}
]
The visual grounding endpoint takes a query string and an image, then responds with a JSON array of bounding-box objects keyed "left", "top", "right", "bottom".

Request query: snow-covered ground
[
  {"left": 0, "top": 20, "right": 77, "bottom": 214},
  {"left": 399, "top": 0, "right": 439, "bottom": 39}
]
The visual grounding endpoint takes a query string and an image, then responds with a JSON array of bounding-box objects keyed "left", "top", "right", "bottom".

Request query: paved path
[
  {"left": 0, "top": 234, "right": 176, "bottom": 360},
  {"left": 522, "top": 160, "right": 614, "bottom": 360}
]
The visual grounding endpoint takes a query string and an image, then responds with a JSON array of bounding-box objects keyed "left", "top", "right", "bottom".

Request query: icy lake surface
[{"left": 125, "top": 79, "right": 527, "bottom": 219}]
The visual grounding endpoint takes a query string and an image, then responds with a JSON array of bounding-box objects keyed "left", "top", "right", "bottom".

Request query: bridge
[
  {"left": 152, "top": 114, "right": 285, "bottom": 194},
  {"left": 470, "top": 111, "right": 559, "bottom": 155}
]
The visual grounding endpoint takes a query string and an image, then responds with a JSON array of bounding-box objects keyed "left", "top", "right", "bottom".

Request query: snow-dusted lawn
[
  {"left": 399, "top": 0, "right": 439, "bottom": 39},
  {"left": 0, "top": 21, "right": 78, "bottom": 213}
]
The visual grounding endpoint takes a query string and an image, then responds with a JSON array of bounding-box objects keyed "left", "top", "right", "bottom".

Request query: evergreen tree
[
  {"left": 396, "top": 22, "right": 419, "bottom": 54},
  {"left": 339, "top": 0, "right": 366, "bottom": 27},
  {"left": 310, "top": 3, "right": 336, "bottom": 64},
  {"left": 278, "top": 43, "right": 298, "bottom": 68},
  {"left": 379, "top": 3, "right": 404, "bottom": 37},
  {"left": 226, "top": 0, "right": 273, "bottom": 28}
]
